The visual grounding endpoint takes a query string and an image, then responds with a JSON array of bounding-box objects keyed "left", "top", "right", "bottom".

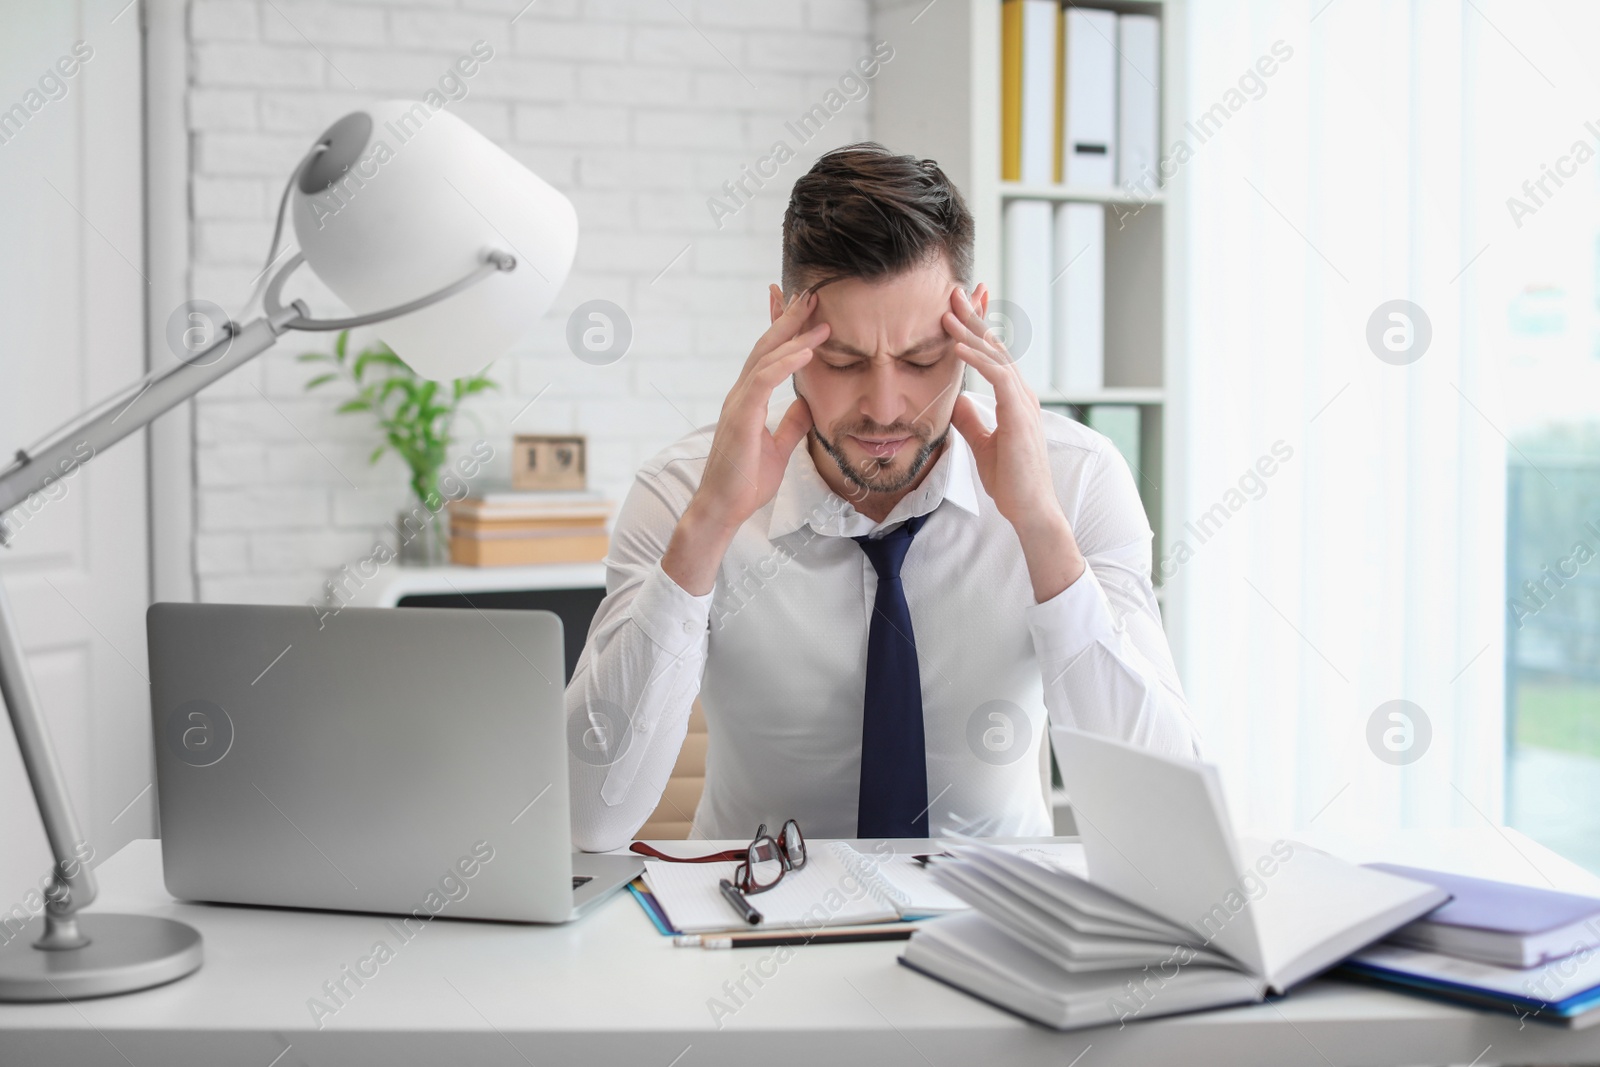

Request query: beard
[{"left": 811, "top": 418, "right": 949, "bottom": 496}]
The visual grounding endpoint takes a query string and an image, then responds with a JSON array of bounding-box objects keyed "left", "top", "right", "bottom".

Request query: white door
[{"left": 0, "top": 0, "right": 149, "bottom": 907}]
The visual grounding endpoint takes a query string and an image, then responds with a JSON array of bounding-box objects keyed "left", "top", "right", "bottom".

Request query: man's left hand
[{"left": 943, "top": 283, "right": 1088, "bottom": 601}]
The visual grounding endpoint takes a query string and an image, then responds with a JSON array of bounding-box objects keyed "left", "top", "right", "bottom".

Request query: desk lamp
[{"left": 0, "top": 100, "right": 577, "bottom": 1000}]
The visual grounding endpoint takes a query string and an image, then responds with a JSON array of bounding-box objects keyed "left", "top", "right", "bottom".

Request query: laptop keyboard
[{"left": 572, "top": 876, "right": 593, "bottom": 889}]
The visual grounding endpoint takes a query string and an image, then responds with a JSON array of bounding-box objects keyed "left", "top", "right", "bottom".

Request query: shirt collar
[{"left": 765, "top": 420, "right": 982, "bottom": 541}]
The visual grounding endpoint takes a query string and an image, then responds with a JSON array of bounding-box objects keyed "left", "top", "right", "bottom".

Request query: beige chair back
[{"left": 636, "top": 700, "right": 707, "bottom": 839}]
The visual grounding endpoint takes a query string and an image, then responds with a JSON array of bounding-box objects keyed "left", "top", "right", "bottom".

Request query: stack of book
[
  {"left": 446, "top": 489, "right": 612, "bottom": 567},
  {"left": 1338, "top": 864, "right": 1600, "bottom": 1028}
]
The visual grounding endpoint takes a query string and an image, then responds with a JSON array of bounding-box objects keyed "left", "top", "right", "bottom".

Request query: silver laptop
[{"left": 147, "top": 602, "right": 641, "bottom": 923}]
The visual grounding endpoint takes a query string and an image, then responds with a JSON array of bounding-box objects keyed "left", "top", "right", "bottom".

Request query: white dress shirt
[{"left": 566, "top": 392, "right": 1199, "bottom": 852}]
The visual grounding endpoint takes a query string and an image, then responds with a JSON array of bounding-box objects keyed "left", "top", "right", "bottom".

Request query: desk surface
[{"left": 3, "top": 830, "right": 1599, "bottom": 1067}]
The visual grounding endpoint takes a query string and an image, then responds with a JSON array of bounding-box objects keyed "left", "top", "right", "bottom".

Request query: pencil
[{"left": 674, "top": 926, "right": 919, "bottom": 949}]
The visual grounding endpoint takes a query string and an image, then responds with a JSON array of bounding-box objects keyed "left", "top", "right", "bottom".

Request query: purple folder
[{"left": 1368, "top": 863, "right": 1600, "bottom": 968}]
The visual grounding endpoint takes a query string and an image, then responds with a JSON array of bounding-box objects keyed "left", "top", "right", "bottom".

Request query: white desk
[{"left": 3, "top": 831, "right": 1599, "bottom": 1066}]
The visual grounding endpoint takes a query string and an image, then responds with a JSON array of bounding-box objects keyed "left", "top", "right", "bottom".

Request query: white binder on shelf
[
  {"left": 1002, "top": 198, "right": 1054, "bottom": 393},
  {"left": 1019, "top": 0, "right": 1059, "bottom": 184},
  {"left": 1117, "top": 14, "right": 1161, "bottom": 192},
  {"left": 1051, "top": 201, "right": 1104, "bottom": 393},
  {"left": 1063, "top": 7, "right": 1116, "bottom": 187}
]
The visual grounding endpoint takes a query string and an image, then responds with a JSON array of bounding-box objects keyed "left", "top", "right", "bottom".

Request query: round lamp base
[{"left": 0, "top": 914, "right": 202, "bottom": 1001}]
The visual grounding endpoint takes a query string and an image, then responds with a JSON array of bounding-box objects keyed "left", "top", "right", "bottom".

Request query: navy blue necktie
[{"left": 853, "top": 511, "right": 931, "bottom": 838}]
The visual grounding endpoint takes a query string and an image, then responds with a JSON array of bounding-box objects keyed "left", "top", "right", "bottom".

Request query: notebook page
[
  {"left": 643, "top": 846, "right": 900, "bottom": 934},
  {"left": 826, "top": 842, "right": 1087, "bottom": 918},
  {"left": 826, "top": 843, "right": 969, "bottom": 916},
  {"left": 864, "top": 857, "right": 970, "bottom": 915}
]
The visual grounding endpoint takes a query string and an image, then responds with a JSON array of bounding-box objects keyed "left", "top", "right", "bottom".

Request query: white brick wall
[{"left": 186, "top": 0, "right": 880, "bottom": 604}]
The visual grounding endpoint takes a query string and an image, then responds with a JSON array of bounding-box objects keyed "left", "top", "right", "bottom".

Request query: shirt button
[
  {"left": 682, "top": 620, "right": 694, "bottom": 634},
  {"left": 636, "top": 717, "right": 650, "bottom": 733}
]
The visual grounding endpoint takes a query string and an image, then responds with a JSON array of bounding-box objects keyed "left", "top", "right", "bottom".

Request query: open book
[
  {"left": 640, "top": 840, "right": 1084, "bottom": 935},
  {"left": 899, "top": 730, "right": 1450, "bottom": 1030}
]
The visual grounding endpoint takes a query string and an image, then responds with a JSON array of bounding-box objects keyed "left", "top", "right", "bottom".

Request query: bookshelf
[
  {"left": 872, "top": 0, "right": 1186, "bottom": 623},
  {"left": 1000, "top": 182, "right": 1167, "bottom": 205},
  {"left": 872, "top": 0, "right": 1188, "bottom": 819}
]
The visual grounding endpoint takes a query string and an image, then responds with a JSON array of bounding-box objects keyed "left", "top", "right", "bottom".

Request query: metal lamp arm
[
  {"left": 0, "top": 313, "right": 284, "bottom": 929},
  {"left": 0, "top": 250, "right": 515, "bottom": 520},
  {"left": 0, "top": 250, "right": 512, "bottom": 942},
  {"left": 262, "top": 250, "right": 515, "bottom": 332}
]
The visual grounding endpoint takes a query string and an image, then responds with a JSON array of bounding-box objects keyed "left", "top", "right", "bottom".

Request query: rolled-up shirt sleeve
[
  {"left": 567, "top": 464, "right": 711, "bottom": 853},
  {"left": 1026, "top": 441, "right": 1201, "bottom": 760}
]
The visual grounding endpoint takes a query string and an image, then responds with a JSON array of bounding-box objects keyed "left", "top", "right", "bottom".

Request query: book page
[
  {"left": 1052, "top": 728, "right": 1266, "bottom": 976},
  {"left": 1245, "top": 838, "right": 1449, "bottom": 991}
]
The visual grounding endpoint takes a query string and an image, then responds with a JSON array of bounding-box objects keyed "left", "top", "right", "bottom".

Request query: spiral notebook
[{"left": 641, "top": 842, "right": 971, "bottom": 935}]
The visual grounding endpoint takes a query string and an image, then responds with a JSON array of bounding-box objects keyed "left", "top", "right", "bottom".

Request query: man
[{"left": 567, "top": 143, "right": 1197, "bottom": 852}]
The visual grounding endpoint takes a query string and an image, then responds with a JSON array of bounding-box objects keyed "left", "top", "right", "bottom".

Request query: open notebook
[
  {"left": 641, "top": 841, "right": 1084, "bottom": 935},
  {"left": 899, "top": 730, "right": 1450, "bottom": 1030}
]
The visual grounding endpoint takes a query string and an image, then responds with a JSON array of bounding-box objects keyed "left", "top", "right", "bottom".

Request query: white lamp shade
[{"left": 290, "top": 100, "right": 577, "bottom": 381}]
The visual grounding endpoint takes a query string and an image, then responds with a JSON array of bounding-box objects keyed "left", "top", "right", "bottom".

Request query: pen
[
  {"left": 911, "top": 852, "right": 952, "bottom": 867},
  {"left": 676, "top": 927, "right": 917, "bottom": 950},
  {"left": 717, "top": 878, "right": 762, "bottom": 925}
]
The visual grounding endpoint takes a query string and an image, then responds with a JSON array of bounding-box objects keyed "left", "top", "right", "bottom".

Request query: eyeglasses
[{"left": 630, "top": 818, "right": 807, "bottom": 895}]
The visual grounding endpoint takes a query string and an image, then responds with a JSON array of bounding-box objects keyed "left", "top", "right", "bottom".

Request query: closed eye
[
  {"left": 816, "top": 335, "right": 951, "bottom": 369},
  {"left": 819, "top": 358, "right": 941, "bottom": 371}
]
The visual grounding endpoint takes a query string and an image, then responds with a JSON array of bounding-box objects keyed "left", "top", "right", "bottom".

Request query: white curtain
[{"left": 1171, "top": 0, "right": 1507, "bottom": 837}]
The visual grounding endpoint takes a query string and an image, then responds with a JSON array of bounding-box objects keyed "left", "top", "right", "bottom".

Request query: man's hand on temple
[
  {"left": 945, "top": 283, "right": 1089, "bottom": 603},
  {"left": 661, "top": 286, "right": 828, "bottom": 596}
]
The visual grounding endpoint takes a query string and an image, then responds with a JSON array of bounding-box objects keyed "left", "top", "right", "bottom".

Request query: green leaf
[
  {"left": 354, "top": 352, "right": 408, "bottom": 386},
  {"left": 378, "top": 378, "right": 410, "bottom": 402},
  {"left": 304, "top": 336, "right": 501, "bottom": 510},
  {"left": 297, "top": 351, "right": 330, "bottom": 363}
]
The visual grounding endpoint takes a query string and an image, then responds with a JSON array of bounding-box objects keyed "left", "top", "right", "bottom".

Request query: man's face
[{"left": 777, "top": 260, "right": 971, "bottom": 496}]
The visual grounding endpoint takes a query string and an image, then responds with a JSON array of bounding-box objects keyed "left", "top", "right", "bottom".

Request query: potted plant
[{"left": 301, "top": 329, "right": 497, "bottom": 565}]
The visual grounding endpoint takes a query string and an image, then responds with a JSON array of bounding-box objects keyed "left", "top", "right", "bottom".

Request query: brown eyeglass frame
[{"left": 630, "top": 818, "right": 807, "bottom": 895}]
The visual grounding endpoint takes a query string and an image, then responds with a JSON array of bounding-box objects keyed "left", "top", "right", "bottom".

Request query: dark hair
[{"left": 781, "top": 141, "right": 974, "bottom": 297}]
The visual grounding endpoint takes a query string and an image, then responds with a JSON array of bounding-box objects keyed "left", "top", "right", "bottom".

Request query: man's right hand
[{"left": 661, "top": 287, "right": 828, "bottom": 596}]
